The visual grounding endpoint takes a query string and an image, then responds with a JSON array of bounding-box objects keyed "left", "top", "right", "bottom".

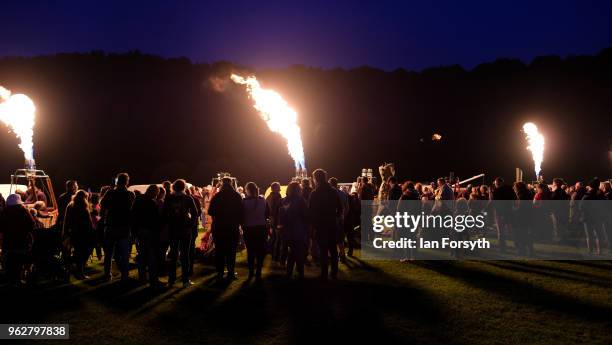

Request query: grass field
[{"left": 1, "top": 249, "right": 611, "bottom": 345}]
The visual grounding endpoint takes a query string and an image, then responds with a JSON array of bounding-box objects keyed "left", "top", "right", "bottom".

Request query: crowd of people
[
  {"left": 378, "top": 176, "right": 612, "bottom": 260},
  {"left": 0, "top": 169, "right": 610, "bottom": 288},
  {"left": 0, "top": 169, "right": 351, "bottom": 287}
]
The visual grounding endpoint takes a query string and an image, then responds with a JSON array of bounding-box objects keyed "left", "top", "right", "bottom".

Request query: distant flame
[
  {"left": 231, "top": 74, "right": 306, "bottom": 170},
  {"left": 0, "top": 86, "right": 36, "bottom": 162},
  {"left": 522, "top": 122, "right": 544, "bottom": 177}
]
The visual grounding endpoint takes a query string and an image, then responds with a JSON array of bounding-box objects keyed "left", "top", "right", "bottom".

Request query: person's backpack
[{"left": 168, "top": 195, "right": 192, "bottom": 228}]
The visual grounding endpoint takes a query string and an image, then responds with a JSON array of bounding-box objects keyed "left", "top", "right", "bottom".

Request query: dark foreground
[{"left": 1, "top": 251, "right": 611, "bottom": 345}]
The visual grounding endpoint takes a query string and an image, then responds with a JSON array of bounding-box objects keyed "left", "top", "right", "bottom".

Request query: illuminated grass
[{"left": 1, "top": 247, "right": 610, "bottom": 345}]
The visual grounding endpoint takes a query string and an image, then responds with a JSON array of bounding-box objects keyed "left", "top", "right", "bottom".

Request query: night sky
[{"left": 1, "top": 0, "right": 611, "bottom": 70}]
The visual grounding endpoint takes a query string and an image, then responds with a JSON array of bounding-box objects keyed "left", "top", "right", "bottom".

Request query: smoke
[
  {"left": 0, "top": 86, "right": 36, "bottom": 163},
  {"left": 522, "top": 122, "right": 544, "bottom": 178},
  {"left": 230, "top": 74, "right": 306, "bottom": 170},
  {"left": 209, "top": 76, "right": 230, "bottom": 92}
]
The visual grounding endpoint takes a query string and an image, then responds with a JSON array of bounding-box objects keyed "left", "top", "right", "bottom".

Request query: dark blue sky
[{"left": 1, "top": 0, "right": 611, "bottom": 70}]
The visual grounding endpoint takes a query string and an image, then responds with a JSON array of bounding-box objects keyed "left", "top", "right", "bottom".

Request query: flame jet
[
  {"left": 231, "top": 74, "right": 306, "bottom": 171},
  {"left": 522, "top": 122, "right": 544, "bottom": 178},
  {"left": 0, "top": 86, "right": 36, "bottom": 168}
]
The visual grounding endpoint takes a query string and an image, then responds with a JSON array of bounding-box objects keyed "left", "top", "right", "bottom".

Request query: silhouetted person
[
  {"left": 267, "top": 182, "right": 285, "bottom": 265},
  {"left": 55, "top": 180, "right": 79, "bottom": 270},
  {"left": 397, "top": 181, "right": 420, "bottom": 262},
  {"left": 358, "top": 177, "right": 376, "bottom": 241},
  {"left": 301, "top": 178, "right": 312, "bottom": 201},
  {"left": 0, "top": 193, "right": 5, "bottom": 214},
  {"left": 329, "top": 177, "right": 348, "bottom": 262},
  {"left": 550, "top": 178, "right": 570, "bottom": 242},
  {"left": 208, "top": 177, "right": 243, "bottom": 282},
  {"left": 452, "top": 197, "right": 470, "bottom": 258},
  {"left": 490, "top": 177, "right": 516, "bottom": 253},
  {"left": 513, "top": 182, "right": 534, "bottom": 257},
  {"left": 434, "top": 178, "right": 454, "bottom": 204},
  {"left": 63, "top": 190, "right": 94, "bottom": 279},
  {"left": 131, "top": 184, "right": 163, "bottom": 287},
  {"left": 163, "top": 179, "right": 198, "bottom": 288},
  {"left": 308, "top": 169, "right": 342, "bottom": 280},
  {"left": 279, "top": 182, "right": 309, "bottom": 279},
  {"left": 384, "top": 176, "right": 404, "bottom": 255},
  {"left": 570, "top": 182, "right": 586, "bottom": 230},
  {"left": 158, "top": 181, "right": 171, "bottom": 274},
  {"left": 90, "top": 192, "right": 103, "bottom": 260},
  {"left": 603, "top": 182, "right": 612, "bottom": 248},
  {"left": 185, "top": 188, "right": 202, "bottom": 276},
  {"left": 387, "top": 176, "right": 402, "bottom": 201},
  {"left": 478, "top": 185, "right": 489, "bottom": 200},
  {"left": 301, "top": 178, "right": 317, "bottom": 263},
  {"left": 242, "top": 182, "right": 269, "bottom": 279},
  {"left": 344, "top": 190, "right": 360, "bottom": 257},
  {"left": 581, "top": 178, "right": 605, "bottom": 255},
  {"left": 0, "top": 194, "right": 35, "bottom": 286},
  {"left": 57, "top": 180, "right": 78, "bottom": 231},
  {"left": 533, "top": 182, "right": 553, "bottom": 241},
  {"left": 101, "top": 173, "right": 135, "bottom": 281},
  {"left": 156, "top": 187, "right": 166, "bottom": 209}
]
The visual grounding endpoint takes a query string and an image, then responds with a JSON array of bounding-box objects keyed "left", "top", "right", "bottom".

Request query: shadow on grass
[
  {"left": 482, "top": 261, "right": 612, "bottom": 288},
  {"left": 414, "top": 261, "right": 612, "bottom": 322},
  {"left": 0, "top": 264, "right": 220, "bottom": 323},
  {"left": 559, "top": 260, "right": 612, "bottom": 271},
  {"left": 6, "top": 256, "right": 610, "bottom": 344},
  {"left": 511, "top": 260, "right": 612, "bottom": 278},
  {"left": 144, "top": 256, "right": 451, "bottom": 344}
]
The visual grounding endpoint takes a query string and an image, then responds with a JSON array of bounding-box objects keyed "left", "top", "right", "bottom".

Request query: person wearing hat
[{"left": 0, "top": 194, "right": 36, "bottom": 286}]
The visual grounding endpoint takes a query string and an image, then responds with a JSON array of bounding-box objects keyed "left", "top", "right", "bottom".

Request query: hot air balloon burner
[
  {"left": 25, "top": 158, "right": 37, "bottom": 175},
  {"left": 295, "top": 167, "right": 308, "bottom": 180}
]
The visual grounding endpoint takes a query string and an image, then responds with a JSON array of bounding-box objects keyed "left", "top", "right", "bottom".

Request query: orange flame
[
  {"left": 522, "top": 122, "right": 544, "bottom": 177},
  {"left": 0, "top": 86, "right": 36, "bottom": 162},
  {"left": 231, "top": 74, "right": 305, "bottom": 169}
]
